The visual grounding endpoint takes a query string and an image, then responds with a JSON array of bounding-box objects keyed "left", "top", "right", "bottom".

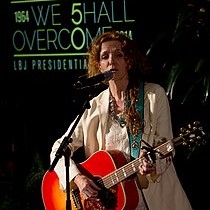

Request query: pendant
[
  {"left": 118, "top": 116, "right": 126, "bottom": 127},
  {"left": 119, "top": 121, "right": 126, "bottom": 127}
]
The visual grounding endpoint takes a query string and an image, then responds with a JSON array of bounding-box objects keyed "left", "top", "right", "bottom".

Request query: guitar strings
[{"left": 102, "top": 158, "right": 142, "bottom": 188}]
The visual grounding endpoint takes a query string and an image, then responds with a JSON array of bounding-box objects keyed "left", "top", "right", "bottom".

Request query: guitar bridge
[{"left": 71, "top": 188, "right": 83, "bottom": 210}]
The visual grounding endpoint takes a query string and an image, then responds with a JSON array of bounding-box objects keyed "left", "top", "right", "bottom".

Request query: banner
[{"left": 10, "top": 0, "right": 137, "bottom": 72}]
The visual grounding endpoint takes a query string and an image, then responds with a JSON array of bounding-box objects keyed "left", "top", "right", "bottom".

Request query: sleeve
[
  {"left": 149, "top": 85, "right": 175, "bottom": 182},
  {"left": 50, "top": 117, "right": 84, "bottom": 190},
  {"left": 155, "top": 85, "right": 173, "bottom": 142}
]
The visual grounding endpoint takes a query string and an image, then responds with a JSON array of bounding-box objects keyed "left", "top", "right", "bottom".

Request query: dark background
[{"left": 0, "top": 1, "right": 209, "bottom": 210}]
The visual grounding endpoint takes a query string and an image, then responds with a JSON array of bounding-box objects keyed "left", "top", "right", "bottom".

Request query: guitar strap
[{"left": 129, "top": 82, "right": 144, "bottom": 159}]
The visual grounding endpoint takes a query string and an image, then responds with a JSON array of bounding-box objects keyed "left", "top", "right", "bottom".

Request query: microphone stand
[{"left": 48, "top": 84, "right": 106, "bottom": 210}]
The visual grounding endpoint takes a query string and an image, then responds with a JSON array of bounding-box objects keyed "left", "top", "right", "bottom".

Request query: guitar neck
[
  {"left": 101, "top": 157, "right": 142, "bottom": 189},
  {"left": 101, "top": 140, "right": 174, "bottom": 189},
  {"left": 98, "top": 121, "right": 205, "bottom": 189}
]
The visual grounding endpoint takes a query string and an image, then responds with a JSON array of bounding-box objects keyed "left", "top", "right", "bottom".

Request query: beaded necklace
[
  {"left": 109, "top": 91, "right": 128, "bottom": 128},
  {"left": 109, "top": 82, "right": 144, "bottom": 159}
]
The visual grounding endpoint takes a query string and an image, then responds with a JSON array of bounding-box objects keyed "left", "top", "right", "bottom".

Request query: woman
[{"left": 50, "top": 31, "right": 192, "bottom": 210}]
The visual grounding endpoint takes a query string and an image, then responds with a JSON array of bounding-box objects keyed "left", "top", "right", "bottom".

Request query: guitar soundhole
[
  {"left": 98, "top": 187, "right": 117, "bottom": 209},
  {"left": 90, "top": 177, "right": 117, "bottom": 209}
]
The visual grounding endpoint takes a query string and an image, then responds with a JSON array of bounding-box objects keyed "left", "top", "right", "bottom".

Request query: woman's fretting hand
[{"left": 138, "top": 151, "right": 156, "bottom": 175}]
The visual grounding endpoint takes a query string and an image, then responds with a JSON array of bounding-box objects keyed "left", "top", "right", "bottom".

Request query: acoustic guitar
[{"left": 41, "top": 121, "right": 205, "bottom": 210}]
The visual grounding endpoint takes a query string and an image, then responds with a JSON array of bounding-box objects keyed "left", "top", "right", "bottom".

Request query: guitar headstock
[{"left": 176, "top": 121, "right": 206, "bottom": 152}]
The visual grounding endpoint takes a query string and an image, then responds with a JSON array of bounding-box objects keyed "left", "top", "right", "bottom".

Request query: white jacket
[{"left": 50, "top": 82, "right": 192, "bottom": 210}]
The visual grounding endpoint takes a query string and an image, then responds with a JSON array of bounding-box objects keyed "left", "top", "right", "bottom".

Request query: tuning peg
[
  {"left": 188, "top": 124, "right": 192, "bottom": 129},
  {"left": 193, "top": 121, "right": 200, "bottom": 125},
  {"left": 188, "top": 121, "right": 201, "bottom": 130},
  {"left": 180, "top": 127, "right": 187, "bottom": 133}
]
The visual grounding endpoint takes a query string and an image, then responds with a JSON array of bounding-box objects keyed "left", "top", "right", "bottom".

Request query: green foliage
[
  {"left": 25, "top": 152, "right": 45, "bottom": 194},
  {"left": 24, "top": 152, "right": 46, "bottom": 210},
  {"left": 147, "top": 0, "right": 210, "bottom": 104}
]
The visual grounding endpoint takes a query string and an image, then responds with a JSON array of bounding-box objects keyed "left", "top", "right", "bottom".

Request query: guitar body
[
  {"left": 42, "top": 170, "right": 66, "bottom": 210},
  {"left": 42, "top": 150, "right": 139, "bottom": 210}
]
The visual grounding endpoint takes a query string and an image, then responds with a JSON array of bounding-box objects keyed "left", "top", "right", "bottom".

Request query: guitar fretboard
[
  {"left": 101, "top": 158, "right": 143, "bottom": 188},
  {"left": 99, "top": 140, "right": 174, "bottom": 188}
]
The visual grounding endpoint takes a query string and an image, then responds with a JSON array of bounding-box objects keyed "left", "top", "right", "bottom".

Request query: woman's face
[{"left": 99, "top": 40, "right": 128, "bottom": 82}]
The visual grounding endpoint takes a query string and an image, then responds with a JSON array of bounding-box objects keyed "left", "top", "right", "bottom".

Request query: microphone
[{"left": 73, "top": 70, "right": 114, "bottom": 88}]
